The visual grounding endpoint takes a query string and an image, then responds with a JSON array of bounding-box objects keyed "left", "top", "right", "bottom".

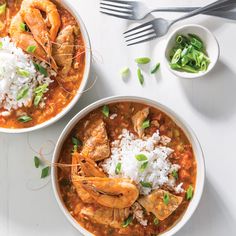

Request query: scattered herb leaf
[
  {"left": 33, "top": 62, "right": 48, "bottom": 76},
  {"left": 142, "top": 119, "right": 150, "bottom": 129},
  {"left": 140, "top": 181, "right": 152, "bottom": 188},
  {"left": 135, "top": 57, "right": 151, "bottom": 64},
  {"left": 34, "top": 156, "right": 40, "bottom": 168},
  {"left": 102, "top": 105, "right": 109, "bottom": 117},
  {"left": 122, "top": 215, "right": 133, "bottom": 228},
  {"left": 135, "top": 154, "right": 148, "bottom": 161},
  {"left": 186, "top": 185, "right": 194, "bottom": 200},
  {"left": 26, "top": 45, "right": 37, "bottom": 53},
  {"left": 172, "top": 170, "right": 178, "bottom": 180},
  {"left": 151, "top": 62, "right": 160, "bottom": 74},
  {"left": 154, "top": 217, "right": 159, "bottom": 225},
  {"left": 16, "top": 85, "right": 29, "bottom": 100},
  {"left": 41, "top": 166, "right": 50, "bottom": 178},
  {"left": 120, "top": 67, "right": 130, "bottom": 78},
  {"left": 140, "top": 161, "right": 148, "bottom": 172},
  {"left": 137, "top": 68, "right": 144, "bottom": 85},
  {"left": 115, "top": 162, "right": 122, "bottom": 174},
  {"left": 163, "top": 192, "right": 170, "bottom": 205},
  {"left": 18, "top": 115, "right": 32, "bottom": 123}
]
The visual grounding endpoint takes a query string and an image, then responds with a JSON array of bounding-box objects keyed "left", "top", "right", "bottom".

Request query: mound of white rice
[
  {"left": 102, "top": 129, "right": 184, "bottom": 195},
  {"left": 0, "top": 37, "right": 56, "bottom": 116}
]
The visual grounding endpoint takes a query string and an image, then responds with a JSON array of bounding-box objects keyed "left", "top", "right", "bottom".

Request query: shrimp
[
  {"left": 132, "top": 107, "right": 149, "bottom": 137},
  {"left": 71, "top": 151, "right": 139, "bottom": 208},
  {"left": 76, "top": 177, "right": 139, "bottom": 209},
  {"left": 20, "top": 0, "right": 61, "bottom": 57},
  {"left": 9, "top": 13, "right": 47, "bottom": 62}
]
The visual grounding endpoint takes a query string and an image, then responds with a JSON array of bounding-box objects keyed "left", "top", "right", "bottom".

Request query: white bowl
[
  {"left": 51, "top": 95, "right": 205, "bottom": 236},
  {"left": 164, "top": 24, "right": 219, "bottom": 79},
  {"left": 0, "top": 0, "right": 91, "bottom": 134}
]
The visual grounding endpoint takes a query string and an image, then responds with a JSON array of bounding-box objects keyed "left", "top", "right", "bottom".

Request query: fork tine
[
  {"left": 100, "top": 5, "right": 132, "bottom": 14},
  {"left": 125, "top": 31, "right": 156, "bottom": 43},
  {"left": 100, "top": 10, "right": 132, "bottom": 20},
  {"left": 124, "top": 21, "right": 155, "bottom": 35},
  {"left": 124, "top": 27, "right": 155, "bottom": 39},
  {"left": 102, "top": 0, "right": 132, "bottom": 7},
  {"left": 100, "top": 1, "right": 132, "bottom": 10},
  {"left": 127, "top": 35, "right": 157, "bottom": 46}
]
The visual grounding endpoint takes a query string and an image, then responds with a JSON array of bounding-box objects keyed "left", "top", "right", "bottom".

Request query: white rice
[
  {"left": 102, "top": 129, "right": 183, "bottom": 195},
  {"left": 0, "top": 37, "right": 56, "bottom": 115}
]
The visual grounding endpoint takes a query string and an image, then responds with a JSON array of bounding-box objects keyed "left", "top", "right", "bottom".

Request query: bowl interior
[
  {"left": 51, "top": 96, "right": 205, "bottom": 236},
  {"left": 0, "top": 0, "right": 91, "bottom": 134},
  {"left": 165, "top": 24, "right": 219, "bottom": 79}
]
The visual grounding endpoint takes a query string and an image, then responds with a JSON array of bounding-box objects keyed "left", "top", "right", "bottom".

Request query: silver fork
[
  {"left": 124, "top": 0, "right": 236, "bottom": 46},
  {"left": 100, "top": 0, "right": 236, "bottom": 20}
]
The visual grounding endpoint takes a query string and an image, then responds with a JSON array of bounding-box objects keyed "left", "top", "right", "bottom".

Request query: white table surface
[{"left": 1, "top": 0, "right": 236, "bottom": 235}]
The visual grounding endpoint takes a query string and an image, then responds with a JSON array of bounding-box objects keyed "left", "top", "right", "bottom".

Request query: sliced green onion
[
  {"left": 181, "top": 65, "right": 198, "bottom": 73},
  {"left": 18, "top": 115, "right": 32, "bottom": 123},
  {"left": 33, "top": 62, "right": 48, "bottom": 76},
  {"left": 200, "top": 61, "right": 208, "bottom": 71},
  {"left": 20, "top": 22, "right": 26, "bottom": 31},
  {"left": 120, "top": 67, "right": 130, "bottom": 78},
  {"left": 172, "top": 170, "right": 178, "bottom": 180},
  {"left": 34, "top": 84, "right": 48, "bottom": 94},
  {"left": 122, "top": 215, "right": 133, "bottom": 228},
  {"left": 0, "top": 42, "right": 3, "bottom": 49},
  {"left": 171, "top": 49, "right": 182, "bottom": 64},
  {"left": 135, "top": 154, "right": 148, "bottom": 161},
  {"left": 140, "top": 181, "right": 152, "bottom": 188},
  {"left": 115, "top": 162, "right": 122, "bottom": 174},
  {"left": 137, "top": 68, "right": 144, "bottom": 85},
  {"left": 41, "top": 166, "right": 50, "bottom": 178},
  {"left": 16, "top": 68, "right": 30, "bottom": 77},
  {"left": 190, "top": 37, "right": 203, "bottom": 50},
  {"left": 0, "top": 3, "right": 6, "bottom": 15},
  {"left": 150, "top": 62, "right": 160, "bottom": 74},
  {"left": 140, "top": 161, "right": 148, "bottom": 172},
  {"left": 186, "top": 185, "right": 194, "bottom": 200},
  {"left": 34, "top": 156, "right": 41, "bottom": 168},
  {"left": 26, "top": 45, "right": 37, "bottom": 53},
  {"left": 154, "top": 217, "right": 159, "bottom": 225},
  {"left": 102, "top": 105, "right": 109, "bottom": 117},
  {"left": 72, "top": 137, "right": 82, "bottom": 147},
  {"left": 142, "top": 119, "right": 150, "bottom": 129},
  {"left": 34, "top": 94, "right": 43, "bottom": 107},
  {"left": 17, "top": 85, "right": 29, "bottom": 100},
  {"left": 163, "top": 192, "right": 170, "bottom": 205},
  {"left": 135, "top": 57, "right": 151, "bottom": 64}
]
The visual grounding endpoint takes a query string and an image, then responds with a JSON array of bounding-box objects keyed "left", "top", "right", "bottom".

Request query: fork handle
[{"left": 170, "top": 0, "right": 236, "bottom": 25}]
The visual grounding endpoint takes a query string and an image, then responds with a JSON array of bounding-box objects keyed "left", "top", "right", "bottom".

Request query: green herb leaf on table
[
  {"left": 135, "top": 57, "right": 151, "bottom": 64},
  {"left": 34, "top": 156, "right": 41, "bottom": 168},
  {"left": 140, "top": 181, "right": 152, "bottom": 188},
  {"left": 115, "top": 162, "right": 122, "bottom": 174},
  {"left": 102, "top": 105, "right": 109, "bottom": 117},
  {"left": 137, "top": 68, "right": 144, "bottom": 85},
  {"left": 120, "top": 67, "right": 130, "bottom": 78},
  {"left": 135, "top": 154, "right": 148, "bottom": 161},
  {"left": 151, "top": 62, "right": 160, "bottom": 74},
  {"left": 122, "top": 215, "right": 133, "bottom": 228},
  {"left": 186, "top": 185, "right": 194, "bottom": 200},
  {"left": 18, "top": 115, "right": 32, "bottom": 123},
  {"left": 41, "top": 166, "right": 50, "bottom": 178}
]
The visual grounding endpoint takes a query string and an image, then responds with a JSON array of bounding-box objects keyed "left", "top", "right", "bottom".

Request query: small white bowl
[
  {"left": 51, "top": 95, "right": 205, "bottom": 236},
  {"left": 164, "top": 24, "right": 219, "bottom": 79},
  {"left": 0, "top": 0, "right": 91, "bottom": 134}
]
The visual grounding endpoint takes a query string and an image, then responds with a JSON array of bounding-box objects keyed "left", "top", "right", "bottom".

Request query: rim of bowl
[
  {"left": 0, "top": 0, "right": 91, "bottom": 134},
  {"left": 51, "top": 95, "right": 206, "bottom": 236},
  {"left": 164, "top": 24, "right": 220, "bottom": 79}
]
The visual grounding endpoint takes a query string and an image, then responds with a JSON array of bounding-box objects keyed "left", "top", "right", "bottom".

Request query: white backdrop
[{"left": 1, "top": 0, "right": 236, "bottom": 235}]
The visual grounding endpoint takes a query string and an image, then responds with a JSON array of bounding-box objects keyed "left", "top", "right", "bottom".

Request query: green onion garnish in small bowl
[{"left": 164, "top": 24, "right": 219, "bottom": 79}]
